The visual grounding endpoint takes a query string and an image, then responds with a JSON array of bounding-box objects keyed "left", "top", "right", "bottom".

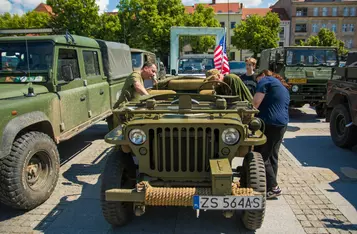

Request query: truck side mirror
[{"left": 61, "top": 65, "right": 74, "bottom": 82}]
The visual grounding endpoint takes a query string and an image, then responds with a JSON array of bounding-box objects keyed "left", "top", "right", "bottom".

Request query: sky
[{"left": 0, "top": 0, "right": 273, "bottom": 15}]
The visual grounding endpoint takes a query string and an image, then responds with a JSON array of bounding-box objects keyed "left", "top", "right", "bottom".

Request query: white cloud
[
  {"left": 111, "top": 8, "right": 118, "bottom": 12},
  {"left": 0, "top": 0, "right": 12, "bottom": 13},
  {"left": 96, "top": 0, "right": 109, "bottom": 13}
]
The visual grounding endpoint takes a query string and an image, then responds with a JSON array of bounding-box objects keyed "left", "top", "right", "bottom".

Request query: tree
[
  {"left": 23, "top": 12, "right": 51, "bottom": 29},
  {"left": 47, "top": 0, "right": 100, "bottom": 37},
  {"left": 183, "top": 4, "right": 220, "bottom": 53},
  {"left": 231, "top": 12, "right": 281, "bottom": 58},
  {"left": 299, "top": 28, "right": 348, "bottom": 56},
  {"left": 95, "top": 13, "right": 121, "bottom": 41}
]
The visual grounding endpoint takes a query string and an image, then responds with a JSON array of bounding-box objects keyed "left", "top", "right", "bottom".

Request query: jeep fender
[{"left": 0, "top": 111, "right": 55, "bottom": 159}]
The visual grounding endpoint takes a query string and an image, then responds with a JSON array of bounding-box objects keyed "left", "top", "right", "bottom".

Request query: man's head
[
  {"left": 255, "top": 69, "right": 272, "bottom": 83},
  {"left": 205, "top": 68, "right": 224, "bottom": 81},
  {"left": 245, "top": 57, "right": 257, "bottom": 72},
  {"left": 141, "top": 61, "right": 157, "bottom": 80}
]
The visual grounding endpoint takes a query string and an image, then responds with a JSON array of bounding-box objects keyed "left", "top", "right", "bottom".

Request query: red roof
[
  {"left": 242, "top": 8, "right": 289, "bottom": 20},
  {"left": 33, "top": 3, "right": 53, "bottom": 15},
  {"left": 184, "top": 3, "right": 243, "bottom": 14}
]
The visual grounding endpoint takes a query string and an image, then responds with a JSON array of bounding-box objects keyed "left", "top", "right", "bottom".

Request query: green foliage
[
  {"left": 0, "top": 12, "right": 50, "bottom": 29},
  {"left": 299, "top": 28, "right": 348, "bottom": 56},
  {"left": 231, "top": 12, "right": 281, "bottom": 58},
  {"left": 183, "top": 4, "right": 220, "bottom": 53},
  {"left": 95, "top": 13, "right": 121, "bottom": 41},
  {"left": 47, "top": 0, "right": 100, "bottom": 37}
]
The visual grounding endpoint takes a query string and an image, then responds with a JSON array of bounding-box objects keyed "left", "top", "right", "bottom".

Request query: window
[
  {"left": 279, "top": 27, "right": 285, "bottom": 38},
  {"left": 342, "top": 24, "right": 348, "bottom": 32},
  {"left": 313, "top": 7, "right": 319, "bottom": 16},
  {"left": 351, "top": 7, "right": 356, "bottom": 16},
  {"left": 296, "top": 8, "right": 307, "bottom": 16},
  {"left": 322, "top": 24, "right": 326, "bottom": 29},
  {"left": 279, "top": 42, "right": 284, "bottom": 47},
  {"left": 347, "top": 39, "right": 353, "bottom": 48},
  {"left": 312, "top": 24, "right": 318, "bottom": 33},
  {"left": 231, "top": 22, "right": 236, "bottom": 29},
  {"left": 295, "top": 24, "right": 307, "bottom": 32},
  {"left": 229, "top": 52, "right": 235, "bottom": 60},
  {"left": 57, "top": 49, "right": 80, "bottom": 81},
  {"left": 220, "top": 22, "right": 225, "bottom": 27},
  {"left": 322, "top": 7, "right": 328, "bottom": 16},
  {"left": 343, "top": 7, "right": 349, "bottom": 16},
  {"left": 350, "top": 24, "right": 355, "bottom": 32},
  {"left": 83, "top": 50, "right": 100, "bottom": 76},
  {"left": 217, "top": 10, "right": 222, "bottom": 13},
  {"left": 332, "top": 24, "right": 337, "bottom": 33},
  {"left": 332, "top": 7, "right": 337, "bottom": 16}
]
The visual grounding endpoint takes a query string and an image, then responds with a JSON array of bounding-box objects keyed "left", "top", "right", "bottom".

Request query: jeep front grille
[{"left": 148, "top": 127, "right": 220, "bottom": 173}]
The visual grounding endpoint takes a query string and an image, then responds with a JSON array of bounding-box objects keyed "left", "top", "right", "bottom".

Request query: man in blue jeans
[{"left": 252, "top": 69, "right": 290, "bottom": 199}]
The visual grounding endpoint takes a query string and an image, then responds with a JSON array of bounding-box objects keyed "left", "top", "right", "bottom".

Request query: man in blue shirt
[{"left": 253, "top": 69, "right": 290, "bottom": 199}]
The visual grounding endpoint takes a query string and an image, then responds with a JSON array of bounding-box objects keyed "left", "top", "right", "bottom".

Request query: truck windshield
[
  {"left": 0, "top": 41, "right": 53, "bottom": 83},
  {"left": 178, "top": 57, "right": 214, "bottom": 75},
  {"left": 286, "top": 49, "right": 337, "bottom": 67},
  {"left": 131, "top": 52, "right": 142, "bottom": 69}
]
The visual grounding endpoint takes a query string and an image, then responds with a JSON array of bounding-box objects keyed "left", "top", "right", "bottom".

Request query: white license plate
[{"left": 193, "top": 195, "right": 263, "bottom": 210}]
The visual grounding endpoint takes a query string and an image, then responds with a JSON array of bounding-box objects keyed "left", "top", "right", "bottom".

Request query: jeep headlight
[
  {"left": 129, "top": 129, "right": 146, "bottom": 145},
  {"left": 292, "top": 85, "right": 299, "bottom": 92},
  {"left": 222, "top": 128, "right": 240, "bottom": 145}
]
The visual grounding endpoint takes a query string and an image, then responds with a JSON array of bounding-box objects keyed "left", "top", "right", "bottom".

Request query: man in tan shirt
[{"left": 115, "top": 61, "right": 157, "bottom": 108}]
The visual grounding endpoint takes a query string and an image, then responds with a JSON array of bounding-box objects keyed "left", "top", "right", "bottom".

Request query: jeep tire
[
  {"left": 241, "top": 152, "right": 266, "bottom": 231},
  {"left": 0, "top": 131, "right": 60, "bottom": 210},
  {"left": 101, "top": 149, "right": 136, "bottom": 227},
  {"left": 330, "top": 104, "right": 357, "bottom": 148}
]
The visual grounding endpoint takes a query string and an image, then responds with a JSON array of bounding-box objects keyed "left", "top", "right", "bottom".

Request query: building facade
[{"left": 272, "top": 0, "right": 357, "bottom": 50}]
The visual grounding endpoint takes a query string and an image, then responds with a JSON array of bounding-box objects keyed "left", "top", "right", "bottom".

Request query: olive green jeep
[
  {"left": 101, "top": 76, "right": 267, "bottom": 231},
  {"left": 0, "top": 34, "right": 133, "bottom": 210}
]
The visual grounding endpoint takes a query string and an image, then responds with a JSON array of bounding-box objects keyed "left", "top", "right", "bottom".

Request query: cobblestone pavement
[{"left": 0, "top": 107, "right": 356, "bottom": 234}]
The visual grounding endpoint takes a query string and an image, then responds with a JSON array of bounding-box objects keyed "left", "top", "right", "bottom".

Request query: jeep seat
[
  {"left": 167, "top": 79, "right": 205, "bottom": 90},
  {"left": 148, "top": 90, "right": 177, "bottom": 95}
]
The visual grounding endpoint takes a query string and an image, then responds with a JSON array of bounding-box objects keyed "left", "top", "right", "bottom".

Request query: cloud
[
  {"left": 181, "top": 0, "right": 262, "bottom": 7},
  {"left": 0, "top": 0, "right": 12, "bottom": 13},
  {"left": 111, "top": 8, "right": 118, "bottom": 12},
  {"left": 96, "top": 0, "right": 109, "bottom": 13}
]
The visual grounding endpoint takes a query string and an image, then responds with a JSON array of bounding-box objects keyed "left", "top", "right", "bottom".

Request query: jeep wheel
[
  {"left": 0, "top": 132, "right": 60, "bottom": 210},
  {"left": 315, "top": 103, "right": 326, "bottom": 118},
  {"left": 330, "top": 104, "right": 357, "bottom": 148},
  {"left": 241, "top": 152, "right": 266, "bottom": 231},
  {"left": 101, "top": 149, "right": 136, "bottom": 227}
]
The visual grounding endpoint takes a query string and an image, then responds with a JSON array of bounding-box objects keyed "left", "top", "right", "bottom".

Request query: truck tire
[
  {"left": 0, "top": 131, "right": 60, "bottom": 210},
  {"left": 241, "top": 152, "right": 266, "bottom": 231},
  {"left": 330, "top": 104, "right": 357, "bottom": 148},
  {"left": 101, "top": 149, "right": 136, "bottom": 227}
]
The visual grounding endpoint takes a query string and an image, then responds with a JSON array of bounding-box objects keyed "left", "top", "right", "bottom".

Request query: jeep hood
[{"left": 0, "top": 84, "right": 49, "bottom": 99}]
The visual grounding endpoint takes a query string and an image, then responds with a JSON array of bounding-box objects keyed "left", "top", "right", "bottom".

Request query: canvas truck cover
[{"left": 96, "top": 39, "right": 133, "bottom": 81}]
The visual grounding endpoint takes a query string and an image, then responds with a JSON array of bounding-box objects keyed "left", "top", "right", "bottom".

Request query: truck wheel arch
[{"left": 0, "top": 111, "right": 55, "bottom": 159}]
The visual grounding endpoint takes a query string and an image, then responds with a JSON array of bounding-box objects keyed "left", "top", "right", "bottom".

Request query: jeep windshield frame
[
  {"left": 0, "top": 41, "right": 54, "bottom": 83},
  {"left": 285, "top": 48, "right": 338, "bottom": 67}
]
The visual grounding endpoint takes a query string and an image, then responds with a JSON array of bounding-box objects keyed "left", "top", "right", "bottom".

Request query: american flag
[{"left": 214, "top": 35, "right": 230, "bottom": 74}]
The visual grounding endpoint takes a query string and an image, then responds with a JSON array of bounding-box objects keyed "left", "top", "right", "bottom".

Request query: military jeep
[{"left": 101, "top": 76, "right": 267, "bottom": 231}]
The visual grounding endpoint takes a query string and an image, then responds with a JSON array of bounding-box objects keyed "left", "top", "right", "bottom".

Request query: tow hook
[{"left": 346, "top": 122, "right": 353, "bottom": 127}]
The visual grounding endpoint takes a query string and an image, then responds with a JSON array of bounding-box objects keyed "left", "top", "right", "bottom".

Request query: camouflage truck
[
  {"left": 326, "top": 51, "right": 357, "bottom": 148},
  {"left": 0, "top": 34, "right": 133, "bottom": 210},
  {"left": 100, "top": 75, "right": 268, "bottom": 231},
  {"left": 259, "top": 46, "right": 339, "bottom": 117}
]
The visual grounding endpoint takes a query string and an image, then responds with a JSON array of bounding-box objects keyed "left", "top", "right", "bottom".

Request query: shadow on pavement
[
  {"left": 288, "top": 108, "right": 320, "bottom": 123},
  {"left": 283, "top": 135, "right": 357, "bottom": 210},
  {"left": 0, "top": 123, "right": 108, "bottom": 223},
  {"left": 322, "top": 218, "right": 357, "bottom": 232}
]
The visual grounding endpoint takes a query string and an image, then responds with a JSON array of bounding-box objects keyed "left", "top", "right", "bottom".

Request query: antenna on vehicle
[
  {"left": 22, "top": 1, "right": 34, "bottom": 95},
  {"left": 64, "top": 30, "right": 76, "bottom": 44}
]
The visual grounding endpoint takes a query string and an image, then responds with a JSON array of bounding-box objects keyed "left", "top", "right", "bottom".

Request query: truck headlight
[
  {"left": 129, "top": 129, "right": 147, "bottom": 145},
  {"left": 222, "top": 128, "right": 240, "bottom": 145},
  {"left": 292, "top": 85, "right": 299, "bottom": 92}
]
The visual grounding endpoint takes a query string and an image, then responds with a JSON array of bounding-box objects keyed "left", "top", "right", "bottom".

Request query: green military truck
[
  {"left": 326, "top": 51, "right": 357, "bottom": 148},
  {"left": 0, "top": 34, "right": 133, "bottom": 210},
  {"left": 100, "top": 75, "right": 268, "bottom": 231},
  {"left": 259, "top": 46, "right": 339, "bottom": 117}
]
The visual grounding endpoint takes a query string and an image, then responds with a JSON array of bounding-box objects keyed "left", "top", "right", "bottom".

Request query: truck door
[
  {"left": 55, "top": 47, "right": 89, "bottom": 132},
  {"left": 82, "top": 49, "right": 111, "bottom": 118}
]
